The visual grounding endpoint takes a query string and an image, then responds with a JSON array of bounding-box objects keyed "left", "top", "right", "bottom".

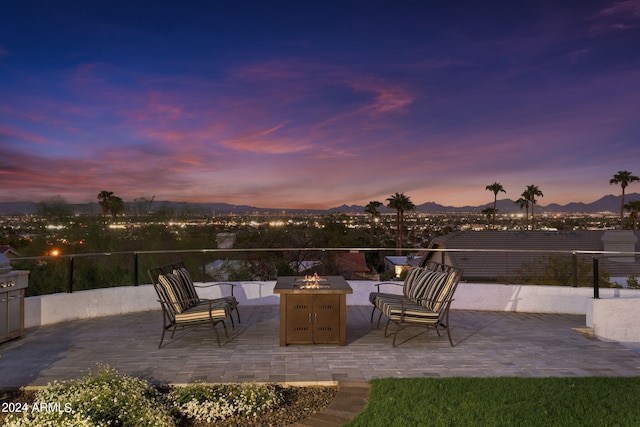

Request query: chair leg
[
  {"left": 370, "top": 305, "right": 377, "bottom": 323},
  {"left": 446, "top": 326, "right": 455, "bottom": 347},
  {"left": 441, "top": 308, "right": 454, "bottom": 346},
  {"left": 212, "top": 322, "right": 221, "bottom": 347},
  {"left": 383, "top": 318, "right": 392, "bottom": 337},
  {"left": 376, "top": 311, "right": 384, "bottom": 329},
  {"left": 159, "top": 326, "right": 168, "bottom": 349},
  {"left": 392, "top": 324, "right": 402, "bottom": 347},
  {"left": 235, "top": 305, "right": 241, "bottom": 324},
  {"left": 228, "top": 312, "right": 235, "bottom": 329},
  {"left": 220, "top": 319, "right": 228, "bottom": 338}
]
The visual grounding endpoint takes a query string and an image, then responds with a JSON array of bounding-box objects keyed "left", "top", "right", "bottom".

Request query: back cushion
[
  {"left": 420, "top": 271, "right": 458, "bottom": 312},
  {"left": 173, "top": 267, "right": 199, "bottom": 307},
  {"left": 402, "top": 267, "right": 424, "bottom": 297},
  {"left": 157, "top": 273, "right": 189, "bottom": 314},
  {"left": 407, "top": 270, "right": 447, "bottom": 302}
]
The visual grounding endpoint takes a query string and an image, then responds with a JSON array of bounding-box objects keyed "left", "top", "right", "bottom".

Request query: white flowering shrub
[
  {"left": 3, "top": 365, "right": 291, "bottom": 426},
  {"left": 4, "top": 365, "right": 175, "bottom": 427},
  {"left": 169, "top": 382, "right": 284, "bottom": 423}
]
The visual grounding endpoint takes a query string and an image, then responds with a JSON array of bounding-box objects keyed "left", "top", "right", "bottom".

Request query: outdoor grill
[{"left": 0, "top": 253, "right": 29, "bottom": 344}]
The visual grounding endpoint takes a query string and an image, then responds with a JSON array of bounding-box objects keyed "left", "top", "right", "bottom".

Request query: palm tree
[
  {"left": 485, "top": 182, "right": 506, "bottom": 229},
  {"left": 386, "top": 192, "right": 416, "bottom": 252},
  {"left": 610, "top": 171, "right": 640, "bottom": 228},
  {"left": 481, "top": 207, "right": 496, "bottom": 228},
  {"left": 97, "top": 191, "right": 125, "bottom": 219},
  {"left": 515, "top": 197, "right": 529, "bottom": 230},
  {"left": 364, "top": 201, "right": 383, "bottom": 243},
  {"left": 625, "top": 200, "right": 640, "bottom": 230},
  {"left": 523, "top": 185, "right": 543, "bottom": 230},
  {"left": 97, "top": 191, "right": 114, "bottom": 217},
  {"left": 109, "top": 196, "right": 124, "bottom": 219}
]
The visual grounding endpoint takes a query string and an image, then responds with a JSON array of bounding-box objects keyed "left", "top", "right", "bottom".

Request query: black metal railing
[{"left": 8, "top": 247, "right": 640, "bottom": 298}]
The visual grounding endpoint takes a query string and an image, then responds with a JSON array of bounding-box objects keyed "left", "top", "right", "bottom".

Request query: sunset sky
[{"left": 1, "top": 1, "right": 639, "bottom": 209}]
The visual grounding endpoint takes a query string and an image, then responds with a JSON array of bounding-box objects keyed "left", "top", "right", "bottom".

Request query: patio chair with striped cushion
[
  {"left": 172, "top": 266, "right": 240, "bottom": 327},
  {"left": 369, "top": 261, "right": 457, "bottom": 328},
  {"left": 375, "top": 265, "right": 463, "bottom": 347},
  {"left": 148, "top": 264, "right": 234, "bottom": 348}
]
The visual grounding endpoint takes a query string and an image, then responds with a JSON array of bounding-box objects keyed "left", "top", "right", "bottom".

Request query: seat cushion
[
  {"left": 369, "top": 291, "right": 402, "bottom": 305},
  {"left": 174, "top": 300, "right": 229, "bottom": 323},
  {"left": 380, "top": 299, "right": 440, "bottom": 323}
]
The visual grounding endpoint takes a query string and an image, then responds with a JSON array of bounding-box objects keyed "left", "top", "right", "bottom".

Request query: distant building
[
  {"left": 334, "top": 252, "right": 378, "bottom": 280},
  {"left": 427, "top": 230, "right": 640, "bottom": 286},
  {"left": 384, "top": 254, "right": 423, "bottom": 278},
  {"left": 297, "top": 252, "right": 378, "bottom": 280},
  {"left": 0, "top": 245, "right": 19, "bottom": 258}
]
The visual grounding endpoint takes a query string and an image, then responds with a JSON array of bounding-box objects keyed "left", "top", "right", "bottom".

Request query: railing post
[
  {"left": 593, "top": 257, "right": 599, "bottom": 299},
  {"left": 201, "top": 251, "right": 207, "bottom": 282},
  {"left": 572, "top": 252, "right": 578, "bottom": 287},
  {"left": 133, "top": 253, "right": 139, "bottom": 286},
  {"left": 67, "top": 256, "right": 74, "bottom": 293}
]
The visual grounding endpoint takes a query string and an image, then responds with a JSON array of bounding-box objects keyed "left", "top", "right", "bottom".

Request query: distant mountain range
[{"left": 2, "top": 193, "right": 639, "bottom": 216}]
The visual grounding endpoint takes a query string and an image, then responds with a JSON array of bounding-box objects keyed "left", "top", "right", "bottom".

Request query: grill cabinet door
[
  {"left": 7, "top": 290, "right": 23, "bottom": 334},
  {"left": 0, "top": 291, "right": 7, "bottom": 336}
]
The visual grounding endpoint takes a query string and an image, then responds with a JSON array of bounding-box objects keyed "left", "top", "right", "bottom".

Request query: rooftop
[{"left": 431, "top": 230, "right": 640, "bottom": 280}]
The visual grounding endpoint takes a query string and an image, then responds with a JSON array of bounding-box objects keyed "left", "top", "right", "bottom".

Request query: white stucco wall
[
  {"left": 586, "top": 297, "right": 640, "bottom": 343},
  {"left": 23, "top": 281, "right": 640, "bottom": 344},
  {"left": 24, "top": 285, "right": 158, "bottom": 328}
]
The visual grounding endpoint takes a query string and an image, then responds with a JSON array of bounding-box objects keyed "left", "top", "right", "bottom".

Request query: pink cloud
[
  {"left": 234, "top": 59, "right": 414, "bottom": 122},
  {"left": 313, "top": 80, "right": 413, "bottom": 130},
  {"left": 589, "top": 0, "right": 640, "bottom": 32},
  {"left": 360, "top": 83, "right": 413, "bottom": 114},
  {"left": 217, "top": 124, "right": 313, "bottom": 154},
  {"left": 0, "top": 125, "right": 50, "bottom": 144}
]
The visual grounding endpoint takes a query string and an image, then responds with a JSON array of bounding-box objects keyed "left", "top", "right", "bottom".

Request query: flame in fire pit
[{"left": 300, "top": 272, "right": 324, "bottom": 289}]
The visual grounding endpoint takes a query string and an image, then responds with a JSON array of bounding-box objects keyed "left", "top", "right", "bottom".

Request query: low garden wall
[{"left": 23, "top": 281, "right": 640, "bottom": 344}]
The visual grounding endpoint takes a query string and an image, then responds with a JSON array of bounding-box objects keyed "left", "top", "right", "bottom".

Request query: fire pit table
[{"left": 274, "top": 275, "right": 352, "bottom": 346}]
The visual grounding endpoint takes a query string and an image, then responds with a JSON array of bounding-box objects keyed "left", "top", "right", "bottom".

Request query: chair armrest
[
  {"left": 414, "top": 295, "right": 454, "bottom": 304},
  {"left": 372, "top": 281, "right": 403, "bottom": 292},
  {"left": 195, "top": 282, "right": 237, "bottom": 296},
  {"left": 158, "top": 297, "right": 202, "bottom": 306}
]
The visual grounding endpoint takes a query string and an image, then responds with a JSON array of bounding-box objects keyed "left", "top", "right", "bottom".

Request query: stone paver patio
[{"left": 2, "top": 306, "right": 639, "bottom": 389}]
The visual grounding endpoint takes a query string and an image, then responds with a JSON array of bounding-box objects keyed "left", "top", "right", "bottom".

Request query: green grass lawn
[{"left": 346, "top": 377, "right": 640, "bottom": 427}]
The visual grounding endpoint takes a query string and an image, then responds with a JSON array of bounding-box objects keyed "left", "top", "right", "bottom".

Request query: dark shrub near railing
[{"left": 11, "top": 248, "right": 393, "bottom": 296}]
